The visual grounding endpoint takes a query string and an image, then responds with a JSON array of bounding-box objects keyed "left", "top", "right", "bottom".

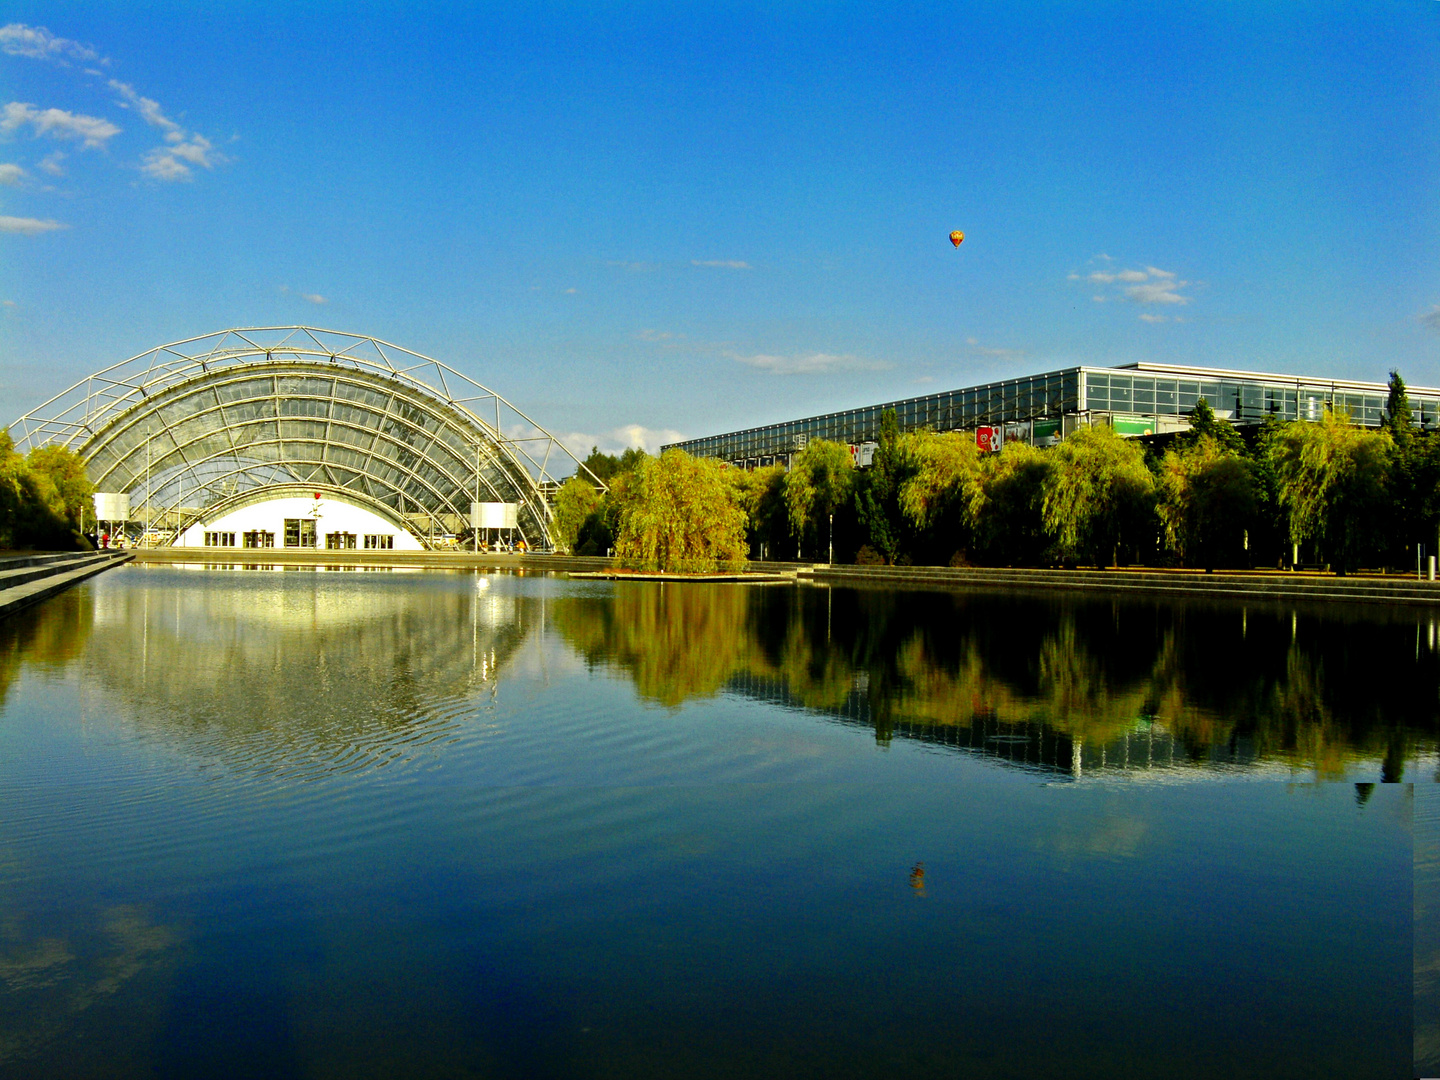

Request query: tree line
[
  {"left": 557, "top": 370, "right": 1439, "bottom": 574},
  {"left": 0, "top": 431, "right": 94, "bottom": 551}
]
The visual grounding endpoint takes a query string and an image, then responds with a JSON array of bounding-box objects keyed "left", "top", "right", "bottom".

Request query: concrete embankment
[
  {"left": 0, "top": 551, "right": 133, "bottom": 618},
  {"left": 798, "top": 563, "right": 1440, "bottom": 606}
]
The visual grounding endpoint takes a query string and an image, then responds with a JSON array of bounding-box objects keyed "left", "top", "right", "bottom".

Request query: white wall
[{"left": 176, "top": 495, "right": 424, "bottom": 550}]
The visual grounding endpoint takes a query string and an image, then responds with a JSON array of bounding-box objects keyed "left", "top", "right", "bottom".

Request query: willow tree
[
  {"left": 729, "top": 464, "right": 788, "bottom": 559},
  {"left": 1041, "top": 423, "right": 1156, "bottom": 567},
  {"left": 783, "top": 439, "right": 855, "bottom": 561},
  {"left": 897, "top": 432, "right": 983, "bottom": 563},
  {"left": 614, "top": 449, "right": 747, "bottom": 572},
  {"left": 973, "top": 442, "right": 1054, "bottom": 566},
  {"left": 1157, "top": 436, "right": 1257, "bottom": 570},
  {"left": 1269, "top": 408, "right": 1391, "bottom": 573},
  {"left": 552, "top": 475, "right": 603, "bottom": 553}
]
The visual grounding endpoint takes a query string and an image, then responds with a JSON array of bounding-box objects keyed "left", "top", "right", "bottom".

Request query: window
[
  {"left": 243, "top": 531, "right": 275, "bottom": 549},
  {"left": 204, "top": 531, "right": 236, "bottom": 547},
  {"left": 284, "top": 519, "right": 317, "bottom": 548},
  {"left": 325, "top": 532, "right": 357, "bottom": 550},
  {"left": 364, "top": 534, "right": 395, "bottom": 550}
]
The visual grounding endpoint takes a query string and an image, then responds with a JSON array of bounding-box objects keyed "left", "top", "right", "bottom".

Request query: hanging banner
[{"left": 975, "top": 426, "right": 1001, "bottom": 453}]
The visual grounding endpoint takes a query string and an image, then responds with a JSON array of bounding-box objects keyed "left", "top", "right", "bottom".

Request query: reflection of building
[
  {"left": 724, "top": 670, "right": 1268, "bottom": 780},
  {"left": 12, "top": 328, "right": 603, "bottom": 550},
  {"left": 666, "top": 362, "right": 1440, "bottom": 467}
]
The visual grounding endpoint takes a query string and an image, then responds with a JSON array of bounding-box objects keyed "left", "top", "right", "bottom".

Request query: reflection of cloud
[
  {"left": 1039, "top": 816, "right": 1149, "bottom": 860},
  {"left": 0, "top": 903, "right": 179, "bottom": 1066}
]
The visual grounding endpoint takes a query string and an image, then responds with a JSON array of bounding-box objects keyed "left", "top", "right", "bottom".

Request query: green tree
[
  {"left": 897, "top": 431, "right": 983, "bottom": 563},
  {"left": 854, "top": 409, "right": 909, "bottom": 564},
  {"left": 1157, "top": 436, "right": 1258, "bottom": 570},
  {"left": 1185, "top": 398, "right": 1246, "bottom": 455},
  {"left": 729, "top": 464, "right": 789, "bottom": 559},
  {"left": 783, "top": 439, "right": 855, "bottom": 561},
  {"left": 552, "top": 475, "right": 603, "bottom": 553},
  {"left": 614, "top": 449, "right": 748, "bottom": 572},
  {"left": 1041, "top": 423, "right": 1156, "bottom": 567},
  {"left": 973, "top": 441, "right": 1054, "bottom": 566},
  {"left": 1383, "top": 369, "right": 1414, "bottom": 448},
  {"left": 1269, "top": 408, "right": 1392, "bottom": 573},
  {"left": 25, "top": 445, "right": 94, "bottom": 534}
]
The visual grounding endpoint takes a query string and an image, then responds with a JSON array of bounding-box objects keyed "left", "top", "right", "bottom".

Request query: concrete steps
[
  {"left": 800, "top": 564, "right": 1440, "bottom": 606},
  {"left": 0, "top": 551, "right": 133, "bottom": 618}
]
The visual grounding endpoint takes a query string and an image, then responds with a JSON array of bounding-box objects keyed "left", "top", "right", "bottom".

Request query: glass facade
[{"left": 667, "top": 364, "right": 1440, "bottom": 464}]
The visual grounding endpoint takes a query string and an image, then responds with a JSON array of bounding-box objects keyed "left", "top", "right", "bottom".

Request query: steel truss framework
[{"left": 11, "top": 327, "right": 601, "bottom": 549}]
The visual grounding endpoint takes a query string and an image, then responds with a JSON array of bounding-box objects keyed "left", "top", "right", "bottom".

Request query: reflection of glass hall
[
  {"left": 667, "top": 361, "right": 1440, "bottom": 466},
  {"left": 11, "top": 328, "right": 603, "bottom": 550}
]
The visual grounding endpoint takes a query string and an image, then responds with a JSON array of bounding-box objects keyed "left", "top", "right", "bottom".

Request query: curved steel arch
[{"left": 11, "top": 327, "right": 601, "bottom": 549}]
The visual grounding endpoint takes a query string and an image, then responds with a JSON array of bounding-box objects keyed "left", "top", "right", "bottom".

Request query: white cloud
[
  {"left": 1422, "top": 306, "right": 1440, "bottom": 334},
  {"left": 1069, "top": 262, "right": 1193, "bottom": 306},
  {"left": 1125, "top": 281, "right": 1190, "bottom": 305},
  {"left": 512, "top": 422, "right": 685, "bottom": 462},
  {"left": 300, "top": 293, "right": 326, "bottom": 305},
  {"left": 692, "top": 259, "right": 751, "bottom": 270},
  {"left": 563, "top": 287, "right": 577, "bottom": 294},
  {"left": 964, "top": 336, "right": 1025, "bottom": 362},
  {"left": 107, "top": 80, "right": 225, "bottom": 181},
  {"left": 0, "top": 215, "right": 66, "bottom": 234},
  {"left": 37, "top": 151, "right": 64, "bottom": 176},
  {"left": 635, "top": 328, "right": 676, "bottom": 342},
  {"left": 1138, "top": 313, "right": 1167, "bottom": 324},
  {"left": 0, "top": 102, "right": 120, "bottom": 148},
  {"left": 0, "top": 24, "right": 103, "bottom": 64},
  {"left": 0, "top": 163, "right": 23, "bottom": 185},
  {"left": 729, "top": 351, "right": 890, "bottom": 375},
  {"left": 606, "top": 260, "right": 658, "bottom": 272},
  {"left": 141, "top": 134, "right": 221, "bottom": 181},
  {"left": 108, "top": 80, "right": 182, "bottom": 138}
]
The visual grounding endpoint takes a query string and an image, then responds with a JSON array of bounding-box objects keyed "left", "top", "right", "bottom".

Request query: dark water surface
[{"left": 0, "top": 565, "right": 1429, "bottom": 1078}]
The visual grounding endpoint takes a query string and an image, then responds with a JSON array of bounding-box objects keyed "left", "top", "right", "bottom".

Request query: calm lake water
[{"left": 0, "top": 564, "right": 1430, "bottom": 1078}]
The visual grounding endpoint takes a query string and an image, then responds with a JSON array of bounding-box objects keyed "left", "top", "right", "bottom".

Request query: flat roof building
[{"left": 664, "top": 362, "right": 1440, "bottom": 466}]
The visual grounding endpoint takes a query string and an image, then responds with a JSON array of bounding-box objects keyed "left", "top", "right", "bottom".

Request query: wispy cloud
[
  {"left": 729, "top": 351, "right": 890, "bottom": 376},
  {"left": 37, "top": 151, "right": 64, "bottom": 176},
  {"left": 1138, "top": 313, "right": 1167, "bottom": 324},
  {"left": 635, "top": 328, "right": 677, "bottom": 342},
  {"left": 107, "top": 81, "right": 224, "bottom": 181},
  {"left": 1070, "top": 260, "right": 1192, "bottom": 306},
  {"left": 1422, "top": 306, "right": 1440, "bottom": 335},
  {"left": 0, "top": 163, "right": 24, "bottom": 186},
  {"left": 964, "top": 336, "right": 1026, "bottom": 362},
  {"left": 692, "top": 259, "right": 751, "bottom": 270},
  {"left": 0, "top": 102, "right": 120, "bottom": 149},
  {"left": 0, "top": 23, "right": 104, "bottom": 65},
  {"left": 0, "top": 215, "right": 66, "bottom": 234},
  {"left": 300, "top": 293, "right": 326, "bottom": 305},
  {"left": 606, "top": 260, "right": 659, "bottom": 272}
]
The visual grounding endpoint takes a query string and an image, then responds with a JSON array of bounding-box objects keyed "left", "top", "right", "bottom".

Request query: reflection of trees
[
  {"left": 552, "top": 582, "right": 1440, "bottom": 774},
  {"left": 0, "top": 586, "right": 96, "bottom": 711},
  {"left": 77, "top": 572, "right": 536, "bottom": 777}
]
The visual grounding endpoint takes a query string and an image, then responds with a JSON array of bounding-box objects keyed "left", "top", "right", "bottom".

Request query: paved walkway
[{"left": 0, "top": 551, "right": 133, "bottom": 618}]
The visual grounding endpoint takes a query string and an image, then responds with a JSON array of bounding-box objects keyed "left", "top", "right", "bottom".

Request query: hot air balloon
[{"left": 949, "top": 230, "right": 965, "bottom": 248}]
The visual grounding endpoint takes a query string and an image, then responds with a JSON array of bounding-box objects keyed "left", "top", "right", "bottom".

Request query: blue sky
[{"left": 2, "top": 2, "right": 1437, "bottom": 456}]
